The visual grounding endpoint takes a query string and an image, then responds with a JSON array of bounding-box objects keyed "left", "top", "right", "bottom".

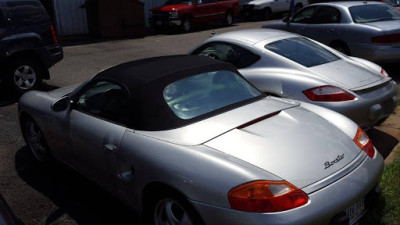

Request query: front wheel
[
  {"left": 148, "top": 191, "right": 204, "bottom": 225},
  {"left": 181, "top": 17, "right": 192, "bottom": 32},
  {"left": 23, "top": 118, "right": 50, "bottom": 162},
  {"left": 225, "top": 11, "right": 233, "bottom": 26}
]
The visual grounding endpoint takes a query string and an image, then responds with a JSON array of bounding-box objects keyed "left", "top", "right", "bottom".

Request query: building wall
[
  {"left": 53, "top": 0, "right": 88, "bottom": 36},
  {"left": 142, "top": 0, "right": 167, "bottom": 27}
]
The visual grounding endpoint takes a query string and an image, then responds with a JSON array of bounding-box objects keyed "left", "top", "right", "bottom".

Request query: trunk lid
[
  {"left": 205, "top": 106, "right": 362, "bottom": 188},
  {"left": 308, "top": 59, "right": 383, "bottom": 90}
]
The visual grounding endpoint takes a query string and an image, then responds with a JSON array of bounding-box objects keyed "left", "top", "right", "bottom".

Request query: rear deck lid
[
  {"left": 205, "top": 106, "right": 362, "bottom": 189},
  {"left": 308, "top": 59, "right": 383, "bottom": 90}
]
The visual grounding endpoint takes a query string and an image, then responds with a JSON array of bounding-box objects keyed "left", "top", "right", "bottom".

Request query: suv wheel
[
  {"left": 225, "top": 11, "right": 233, "bottom": 26},
  {"left": 181, "top": 17, "right": 191, "bottom": 32},
  {"left": 6, "top": 57, "right": 43, "bottom": 93}
]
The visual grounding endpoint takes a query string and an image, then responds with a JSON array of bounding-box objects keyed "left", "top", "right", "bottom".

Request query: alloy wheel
[
  {"left": 25, "top": 120, "right": 48, "bottom": 161},
  {"left": 154, "top": 198, "right": 193, "bottom": 225},
  {"left": 13, "top": 65, "right": 37, "bottom": 90}
]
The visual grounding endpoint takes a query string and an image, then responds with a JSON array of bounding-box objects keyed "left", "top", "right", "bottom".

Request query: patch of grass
[{"left": 361, "top": 151, "right": 400, "bottom": 225}]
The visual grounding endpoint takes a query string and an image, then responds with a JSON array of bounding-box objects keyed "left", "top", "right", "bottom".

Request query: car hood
[
  {"left": 152, "top": 4, "right": 192, "bottom": 12},
  {"left": 205, "top": 105, "right": 362, "bottom": 189},
  {"left": 307, "top": 59, "right": 383, "bottom": 90}
]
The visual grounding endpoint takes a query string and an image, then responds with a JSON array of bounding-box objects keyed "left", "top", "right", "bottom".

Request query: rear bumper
[
  {"left": 190, "top": 151, "right": 384, "bottom": 225},
  {"left": 349, "top": 43, "right": 400, "bottom": 63},
  {"left": 291, "top": 80, "right": 398, "bottom": 130},
  {"left": 318, "top": 80, "right": 398, "bottom": 130},
  {"left": 47, "top": 44, "right": 63, "bottom": 66}
]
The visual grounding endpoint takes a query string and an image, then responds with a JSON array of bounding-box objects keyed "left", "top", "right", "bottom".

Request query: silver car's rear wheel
[
  {"left": 147, "top": 190, "right": 204, "bottom": 225},
  {"left": 24, "top": 119, "right": 49, "bottom": 162},
  {"left": 154, "top": 198, "right": 193, "bottom": 225}
]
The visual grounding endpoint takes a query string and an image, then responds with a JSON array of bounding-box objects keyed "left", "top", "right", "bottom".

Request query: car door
[
  {"left": 193, "top": 0, "right": 218, "bottom": 23},
  {"left": 287, "top": 5, "right": 319, "bottom": 36},
  {"left": 302, "top": 6, "right": 342, "bottom": 44},
  {"left": 67, "top": 80, "right": 132, "bottom": 190}
]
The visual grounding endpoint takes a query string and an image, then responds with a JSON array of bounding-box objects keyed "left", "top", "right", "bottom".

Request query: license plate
[
  {"left": 156, "top": 21, "right": 162, "bottom": 26},
  {"left": 346, "top": 198, "right": 365, "bottom": 225}
]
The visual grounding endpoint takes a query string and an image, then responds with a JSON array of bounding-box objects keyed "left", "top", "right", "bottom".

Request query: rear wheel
[
  {"left": 5, "top": 57, "right": 44, "bottom": 93},
  {"left": 294, "top": 3, "right": 303, "bottom": 12},
  {"left": 330, "top": 42, "right": 351, "bottom": 55},
  {"left": 263, "top": 7, "right": 272, "bottom": 20},
  {"left": 23, "top": 118, "right": 50, "bottom": 162},
  {"left": 147, "top": 190, "right": 204, "bottom": 225}
]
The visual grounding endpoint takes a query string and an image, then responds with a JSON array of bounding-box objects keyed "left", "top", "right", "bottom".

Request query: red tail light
[
  {"left": 354, "top": 127, "right": 375, "bottom": 158},
  {"left": 50, "top": 25, "right": 58, "bottom": 44},
  {"left": 228, "top": 180, "right": 309, "bottom": 213},
  {"left": 371, "top": 33, "right": 400, "bottom": 44},
  {"left": 303, "top": 85, "right": 355, "bottom": 102},
  {"left": 381, "top": 68, "right": 389, "bottom": 77}
]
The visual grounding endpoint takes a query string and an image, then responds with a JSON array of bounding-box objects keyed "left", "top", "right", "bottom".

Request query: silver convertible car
[
  {"left": 190, "top": 29, "right": 398, "bottom": 130},
  {"left": 19, "top": 55, "right": 383, "bottom": 225},
  {"left": 262, "top": 1, "right": 400, "bottom": 63}
]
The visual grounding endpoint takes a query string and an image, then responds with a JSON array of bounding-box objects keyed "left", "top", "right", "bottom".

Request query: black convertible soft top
[{"left": 93, "top": 55, "right": 256, "bottom": 130}]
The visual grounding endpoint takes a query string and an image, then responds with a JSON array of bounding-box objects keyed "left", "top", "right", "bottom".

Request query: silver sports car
[
  {"left": 19, "top": 55, "right": 383, "bottom": 225},
  {"left": 262, "top": 1, "right": 400, "bottom": 63},
  {"left": 190, "top": 29, "right": 398, "bottom": 130}
]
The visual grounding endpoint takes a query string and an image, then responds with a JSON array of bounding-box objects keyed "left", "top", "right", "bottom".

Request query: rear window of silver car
[
  {"left": 163, "top": 70, "right": 261, "bottom": 119},
  {"left": 265, "top": 37, "right": 339, "bottom": 67},
  {"left": 349, "top": 4, "right": 400, "bottom": 23}
]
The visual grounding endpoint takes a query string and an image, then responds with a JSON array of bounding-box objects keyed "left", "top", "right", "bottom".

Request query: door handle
[
  {"left": 104, "top": 144, "right": 117, "bottom": 152},
  {"left": 327, "top": 29, "right": 335, "bottom": 32}
]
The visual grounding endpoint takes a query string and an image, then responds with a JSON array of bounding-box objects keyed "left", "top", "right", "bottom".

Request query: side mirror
[{"left": 51, "top": 96, "right": 71, "bottom": 112}]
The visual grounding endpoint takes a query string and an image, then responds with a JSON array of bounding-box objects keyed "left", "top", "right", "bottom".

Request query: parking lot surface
[{"left": 0, "top": 20, "right": 399, "bottom": 225}]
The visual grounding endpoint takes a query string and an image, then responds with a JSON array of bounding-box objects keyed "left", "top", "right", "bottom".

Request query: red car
[{"left": 149, "top": 0, "right": 239, "bottom": 32}]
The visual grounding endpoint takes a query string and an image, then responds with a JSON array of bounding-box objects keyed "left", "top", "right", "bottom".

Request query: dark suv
[{"left": 0, "top": 0, "right": 63, "bottom": 93}]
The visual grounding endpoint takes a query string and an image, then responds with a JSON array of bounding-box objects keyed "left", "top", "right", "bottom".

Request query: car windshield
[
  {"left": 165, "top": 0, "right": 192, "bottom": 5},
  {"left": 163, "top": 70, "right": 261, "bottom": 120},
  {"left": 265, "top": 37, "right": 339, "bottom": 67},
  {"left": 349, "top": 4, "right": 400, "bottom": 23}
]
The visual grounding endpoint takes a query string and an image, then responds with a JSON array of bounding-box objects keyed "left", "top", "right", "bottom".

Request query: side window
[
  {"left": 74, "top": 81, "right": 131, "bottom": 126},
  {"left": 6, "top": 1, "right": 49, "bottom": 26},
  {"left": 314, "top": 6, "right": 341, "bottom": 24},
  {"left": 292, "top": 6, "right": 319, "bottom": 24},
  {"left": 194, "top": 42, "right": 260, "bottom": 69}
]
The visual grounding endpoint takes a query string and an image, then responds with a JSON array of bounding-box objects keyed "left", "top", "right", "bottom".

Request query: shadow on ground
[
  {"left": 15, "top": 146, "right": 143, "bottom": 225},
  {"left": 0, "top": 83, "right": 59, "bottom": 107},
  {"left": 368, "top": 128, "right": 399, "bottom": 160}
]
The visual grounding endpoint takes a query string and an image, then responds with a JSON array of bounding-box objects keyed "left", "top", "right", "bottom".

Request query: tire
[
  {"left": 147, "top": 190, "right": 204, "bottom": 225},
  {"left": 5, "top": 57, "right": 44, "bottom": 93},
  {"left": 225, "top": 11, "right": 233, "bottom": 26},
  {"left": 181, "top": 17, "right": 192, "bottom": 32},
  {"left": 263, "top": 7, "right": 272, "bottom": 21},
  {"left": 294, "top": 3, "right": 302, "bottom": 12},
  {"left": 23, "top": 118, "right": 50, "bottom": 162},
  {"left": 330, "top": 42, "right": 351, "bottom": 55}
]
